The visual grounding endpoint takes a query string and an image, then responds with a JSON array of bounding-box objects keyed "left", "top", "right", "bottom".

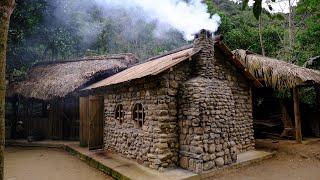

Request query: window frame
[
  {"left": 115, "top": 104, "right": 125, "bottom": 124},
  {"left": 132, "top": 103, "right": 145, "bottom": 128}
]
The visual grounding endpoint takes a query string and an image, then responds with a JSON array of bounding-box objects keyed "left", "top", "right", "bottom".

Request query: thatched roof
[
  {"left": 234, "top": 49, "right": 320, "bottom": 90},
  {"left": 9, "top": 53, "right": 138, "bottom": 100}
]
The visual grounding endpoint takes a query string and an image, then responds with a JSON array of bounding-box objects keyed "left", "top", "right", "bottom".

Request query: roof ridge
[
  {"left": 34, "top": 53, "right": 137, "bottom": 66},
  {"left": 144, "top": 35, "right": 223, "bottom": 63},
  {"left": 146, "top": 44, "right": 193, "bottom": 62}
]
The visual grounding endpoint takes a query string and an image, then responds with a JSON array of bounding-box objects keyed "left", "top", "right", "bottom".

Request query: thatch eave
[
  {"left": 8, "top": 54, "right": 138, "bottom": 101},
  {"left": 234, "top": 49, "right": 320, "bottom": 90}
]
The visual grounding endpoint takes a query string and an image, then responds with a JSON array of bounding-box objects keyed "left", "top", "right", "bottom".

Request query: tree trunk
[
  {"left": 288, "top": 0, "right": 292, "bottom": 48},
  {"left": 288, "top": 0, "right": 294, "bottom": 61},
  {"left": 259, "top": 16, "right": 265, "bottom": 56},
  {"left": 0, "top": 0, "right": 15, "bottom": 178}
]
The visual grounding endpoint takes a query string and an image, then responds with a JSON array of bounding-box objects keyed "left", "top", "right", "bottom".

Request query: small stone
[
  {"left": 155, "top": 159, "right": 162, "bottom": 165},
  {"left": 203, "top": 161, "right": 214, "bottom": 171},
  {"left": 157, "top": 143, "right": 168, "bottom": 149},
  {"left": 180, "top": 156, "right": 189, "bottom": 169},
  {"left": 215, "top": 157, "right": 224, "bottom": 167},
  {"left": 299, "top": 153, "right": 309, "bottom": 159},
  {"left": 195, "top": 162, "right": 203, "bottom": 173},
  {"left": 209, "top": 144, "right": 215, "bottom": 153},
  {"left": 216, "top": 144, "right": 223, "bottom": 152},
  {"left": 203, "top": 154, "right": 211, "bottom": 161},
  {"left": 216, "top": 151, "right": 224, "bottom": 157}
]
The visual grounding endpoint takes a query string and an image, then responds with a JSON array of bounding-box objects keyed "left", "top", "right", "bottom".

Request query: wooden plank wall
[
  {"left": 14, "top": 97, "right": 81, "bottom": 140},
  {"left": 79, "top": 96, "right": 89, "bottom": 146},
  {"left": 21, "top": 99, "right": 50, "bottom": 139},
  {"left": 49, "top": 100, "right": 63, "bottom": 140},
  {"left": 63, "top": 97, "right": 80, "bottom": 140}
]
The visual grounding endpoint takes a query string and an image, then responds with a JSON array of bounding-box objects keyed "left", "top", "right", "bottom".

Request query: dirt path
[
  {"left": 212, "top": 139, "right": 320, "bottom": 180},
  {"left": 4, "top": 147, "right": 113, "bottom": 180}
]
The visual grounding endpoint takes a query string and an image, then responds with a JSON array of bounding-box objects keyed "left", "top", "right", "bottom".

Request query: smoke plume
[
  {"left": 51, "top": 0, "right": 220, "bottom": 41},
  {"left": 94, "top": 0, "right": 221, "bottom": 40}
]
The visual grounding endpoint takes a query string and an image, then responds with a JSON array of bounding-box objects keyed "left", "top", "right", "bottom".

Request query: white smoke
[{"left": 94, "top": 0, "right": 221, "bottom": 40}]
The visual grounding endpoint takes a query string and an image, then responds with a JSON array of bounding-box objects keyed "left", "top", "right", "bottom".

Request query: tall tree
[
  {"left": 295, "top": 0, "right": 320, "bottom": 64},
  {"left": 288, "top": 0, "right": 294, "bottom": 51},
  {"left": 0, "top": 0, "right": 15, "bottom": 178},
  {"left": 242, "top": 0, "right": 267, "bottom": 56},
  {"left": 258, "top": 15, "right": 266, "bottom": 56}
]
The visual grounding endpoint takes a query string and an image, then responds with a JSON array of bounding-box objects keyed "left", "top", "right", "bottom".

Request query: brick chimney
[{"left": 193, "top": 29, "right": 215, "bottom": 78}]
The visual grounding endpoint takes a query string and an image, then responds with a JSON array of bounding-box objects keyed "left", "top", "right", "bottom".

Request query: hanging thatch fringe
[{"left": 234, "top": 49, "right": 320, "bottom": 90}]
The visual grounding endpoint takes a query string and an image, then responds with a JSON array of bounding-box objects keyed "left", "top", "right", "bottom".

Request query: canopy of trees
[{"left": 6, "top": 0, "right": 320, "bottom": 82}]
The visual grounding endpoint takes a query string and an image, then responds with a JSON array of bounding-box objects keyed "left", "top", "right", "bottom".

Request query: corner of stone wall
[{"left": 178, "top": 77, "right": 238, "bottom": 173}]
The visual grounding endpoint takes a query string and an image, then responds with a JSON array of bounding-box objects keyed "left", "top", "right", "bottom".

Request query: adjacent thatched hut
[
  {"left": 234, "top": 49, "right": 320, "bottom": 140},
  {"left": 234, "top": 49, "right": 320, "bottom": 90},
  {"left": 6, "top": 54, "right": 138, "bottom": 141}
]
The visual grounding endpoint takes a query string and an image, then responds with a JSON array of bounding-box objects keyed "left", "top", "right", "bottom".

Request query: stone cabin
[{"left": 84, "top": 29, "right": 262, "bottom": 173}]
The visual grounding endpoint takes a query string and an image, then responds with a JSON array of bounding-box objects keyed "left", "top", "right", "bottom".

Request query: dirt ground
[
  {"left": 4, "top": 147, "right": 113, "bottom": 180},
  {"left": 213, "top": 139, "right": 320, "bottom": 180},
  {"left": 4, "top": 139, "right": 320, "bottom": 180}
]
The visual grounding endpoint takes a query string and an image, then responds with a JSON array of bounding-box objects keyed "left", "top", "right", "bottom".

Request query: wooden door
[
  {"left": 79, "top": 96, "right": 89, "bottom": 147},
  {"left": 88, "top": 95, "right": 104, "bottom": 150}
]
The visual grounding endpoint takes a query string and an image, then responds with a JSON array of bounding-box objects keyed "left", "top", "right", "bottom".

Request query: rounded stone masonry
[{"left": 178, "top": 77, "right": 238, "bottom": 173}]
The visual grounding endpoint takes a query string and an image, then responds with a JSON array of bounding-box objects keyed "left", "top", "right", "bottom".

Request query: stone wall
[
  {"left": 193, "top": 29, "right": 254, "bottom": 153},
  {"left": 103, "top": 62, "right": 191, "bottom": 171},
  {"left": 178, "top": 77, "right": 238, "bottom": 173},
  {"left": 213, "top": 49, "right": 254, "bottom": 152},
  {"left": 176, "top": 30, "right": 253, "bottom": 173}
]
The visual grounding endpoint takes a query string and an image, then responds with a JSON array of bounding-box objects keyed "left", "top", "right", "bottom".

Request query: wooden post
[
  {"left": 315, "top": 84, "right": 320, "bottom": 109},
  {"left": 280, "top": 101, "right": 295, "bottom": 137},
  {"left": 293, "top": 87, "right": 302, "bottom": 143}
]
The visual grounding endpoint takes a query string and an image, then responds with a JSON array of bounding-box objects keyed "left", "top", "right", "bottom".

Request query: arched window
[
  {"left": 115, "top": 104, "right": 125, "bottom": 124},
  {"left": 133, "top": 103, "right": 145, "bottom": 128}
]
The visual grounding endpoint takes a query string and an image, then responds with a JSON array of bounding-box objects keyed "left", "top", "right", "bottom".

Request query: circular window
[
  {"left": 115, "top": 104, "right": 125, "bottom": 124},
  {"left": 133, "top": 103, "right": 145, "bottom": 128}
]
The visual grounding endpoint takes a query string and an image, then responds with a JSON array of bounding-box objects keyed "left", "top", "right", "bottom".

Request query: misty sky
[{"left": 231, "top": 0, "right": 299, "bottom": 13}]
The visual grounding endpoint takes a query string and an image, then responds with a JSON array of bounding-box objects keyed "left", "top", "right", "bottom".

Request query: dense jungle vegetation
[{"left": 6, "top": 0, "right": 320, "bottom": 81}]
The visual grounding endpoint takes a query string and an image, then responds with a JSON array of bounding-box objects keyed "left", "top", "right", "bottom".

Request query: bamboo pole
[{"left": 293, "top": 87, "right": 302, "bottom": 143}]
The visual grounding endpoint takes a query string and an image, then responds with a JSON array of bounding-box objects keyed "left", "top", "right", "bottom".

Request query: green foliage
[
  {"left": 300, "top": 87, "right": 317, "bottom": 108},
  {"left": 6, "top": 0, "right": 320, "bottom": 110},
  {"left": 207, "top": 1, "right": 283, "bottom": 56},
  {"left": 295, "top": 0, "right": 320, "bottom": 65},
  {"left": 6, "top": 0, "right": 186, "bottom": 81},
  {"left": 242, "top": 0, "right": 250, "bottom": 10}
]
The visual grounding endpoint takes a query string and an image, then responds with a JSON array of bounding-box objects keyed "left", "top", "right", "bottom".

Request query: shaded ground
[
  {"left": 4, "top": 147, "right": 113, "bottom": 180},
  {"left": 4, "top": 139, "right": 320, "bottom": 180},
  {"left": 212, "top": 139, "right": 320, "bottom": 180}
]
